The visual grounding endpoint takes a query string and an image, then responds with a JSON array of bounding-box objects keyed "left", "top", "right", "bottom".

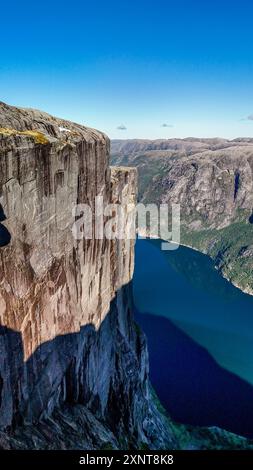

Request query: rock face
[
  {"left": 0, "top": 102, "right": 172, "bottom": 448},
  {"left": 0, "top": 103, "right": 135, "bottom": 359},
  {"left": 111, "top": 139, "right": 253, "bottom": 294},
  {"left": 142, "top": 147, "right": 253, "bottom": 231},
  {"left": 111, "top": 139, "right": 253, "bottom": 229}
]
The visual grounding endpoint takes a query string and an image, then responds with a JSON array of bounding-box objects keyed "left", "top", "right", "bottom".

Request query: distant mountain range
[
  {"left": 111, "top": 138, "right": 253, "bottom": 295},
  {"left": 112, "top": 137, "right": 253, "bottom": 156}
]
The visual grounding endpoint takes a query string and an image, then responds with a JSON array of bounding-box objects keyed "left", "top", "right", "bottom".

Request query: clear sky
[{"left": 1, "top": 0, "right": 253, "bottom": 139}]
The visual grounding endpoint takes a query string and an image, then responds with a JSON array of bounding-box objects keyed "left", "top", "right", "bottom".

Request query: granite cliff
[
  {"left": 111, "top": 139, "right": 253, "bottom": 294},
  {"left": 0, "top": 102, "right": 173, "bottom": 449},
  {"left": 0, "top": 105, "right": 252, "bottom": 450}
]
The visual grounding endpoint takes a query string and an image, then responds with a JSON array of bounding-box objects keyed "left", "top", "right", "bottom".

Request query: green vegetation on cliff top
[{"left": 0, "top": 127, "right": 49, "bottom": 144}]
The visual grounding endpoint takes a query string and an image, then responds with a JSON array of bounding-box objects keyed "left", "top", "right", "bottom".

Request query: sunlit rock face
[
  {"left": 0, "top": 102, "right": 136, "bottom": 358},
  {"left": 0, "top": 103, "right": 173, "bottom": 449}
]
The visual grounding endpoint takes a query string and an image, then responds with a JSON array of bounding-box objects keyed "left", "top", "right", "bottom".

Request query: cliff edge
[{"left": 0, "top": 102, "right": 174, "bottom": 449}]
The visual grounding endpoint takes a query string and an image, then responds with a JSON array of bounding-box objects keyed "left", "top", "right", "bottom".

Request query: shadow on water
[
  {"left": 0, "top": 205, "right": 11, "bottom": 247},
  {"left": 133, "top": 239, "right": 253, "bottom": 385},
  {"left": 136, "top": 310, "right": 253, "bottom": 438}
]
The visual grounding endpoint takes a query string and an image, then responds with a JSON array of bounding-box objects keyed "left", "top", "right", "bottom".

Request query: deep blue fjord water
[{"left": 133, "top": 238, "right": 253, "bottom": 437}]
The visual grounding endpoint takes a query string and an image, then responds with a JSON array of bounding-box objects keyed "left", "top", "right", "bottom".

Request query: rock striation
[{"left": 0, "top": 102, "right": 172, "bottom": 448}]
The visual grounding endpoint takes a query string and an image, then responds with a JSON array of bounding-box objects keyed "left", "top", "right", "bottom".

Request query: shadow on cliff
[
  {"left": 0, "top": 285, "right": 144, "bottom": 444},
  {"left": 0, "top": 205, "right": 11, "bottom": 247},
  {"left": 0, "top": 321, "right": 107, "bottom": 426},
  {"left": 0, "top": 322, "right": 121, "bottom": 428},
  {"left": 135, "top": 310, "right": 253, "bottom": 438}
]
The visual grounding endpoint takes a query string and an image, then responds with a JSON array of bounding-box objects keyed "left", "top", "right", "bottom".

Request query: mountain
[
  {"left": 0, "top": 104, "right": 252, "bottom": 449},
  {"left": 111, "top": 139, "right": 253, "bottom": 294}
]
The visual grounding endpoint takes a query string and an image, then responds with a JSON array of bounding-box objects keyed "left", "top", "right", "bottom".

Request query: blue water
[
  {"left": 0, "top": 224, "right": 11, "bottom": 247},
  {"left": 0, "top": 205, "right": 11, "bottom": 247},
  {"left": 133, "top": 238, "right": 253, "bottom": 437}
]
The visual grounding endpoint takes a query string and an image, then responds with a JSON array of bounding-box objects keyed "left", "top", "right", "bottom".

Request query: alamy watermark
[{"left": 72, "top": 196, "right": 180, "bottom": 250}]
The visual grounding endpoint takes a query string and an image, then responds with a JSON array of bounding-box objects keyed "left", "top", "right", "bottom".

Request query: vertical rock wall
[{"left": 0, "top": 103, "right": 172, "bottom": 449}]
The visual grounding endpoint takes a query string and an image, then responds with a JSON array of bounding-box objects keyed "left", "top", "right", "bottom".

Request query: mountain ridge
[{"left": 111, "top": 138, "right": 253, "bottom": 295}]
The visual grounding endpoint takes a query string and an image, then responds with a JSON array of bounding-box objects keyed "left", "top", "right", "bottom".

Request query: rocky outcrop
[
  {"left": 111, "top": 139, "right": 253, "bottom": 294},
  {"left": 0, "top": 103, "right": 136, "bottom": 360},
  {"left": 0, "top": 102, "right": 173, "bottom": 448}
]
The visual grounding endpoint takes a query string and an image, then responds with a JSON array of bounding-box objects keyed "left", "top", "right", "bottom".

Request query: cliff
[
  {"left": 0, "top": 102, "right": 172, "bottom": 449},
  {"left": 111, "top": 139, "right": 253, "bottom": 294}
]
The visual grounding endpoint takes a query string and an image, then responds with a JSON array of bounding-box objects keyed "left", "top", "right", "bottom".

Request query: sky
[{"left": 1, "top": 0, "right": 253, "bottom": 139}]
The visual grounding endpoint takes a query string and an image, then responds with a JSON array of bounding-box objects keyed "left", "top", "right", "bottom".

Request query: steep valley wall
[{"left": 0, "top": 103, "right": 171, "bottom": 449}]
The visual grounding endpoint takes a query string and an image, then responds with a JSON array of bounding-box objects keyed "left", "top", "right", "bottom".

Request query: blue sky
[{"left": 1, "top": 0, "right": 253, "bottom": 139}]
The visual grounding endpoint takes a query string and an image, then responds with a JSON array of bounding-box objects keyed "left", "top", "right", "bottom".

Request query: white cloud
[{"left": 161, "top": 123, "right": 174, "bottom": 128}]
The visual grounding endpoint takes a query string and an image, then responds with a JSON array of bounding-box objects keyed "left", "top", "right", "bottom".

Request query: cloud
[
  {"left": 161, "top": 123, "right": 174, "bottom": 128},
  {"left": 241, "top": 115, "right": 253, "bottom": 121},
  {"left": 117, "top": 124, "right": 127, "bottom": 130}
]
